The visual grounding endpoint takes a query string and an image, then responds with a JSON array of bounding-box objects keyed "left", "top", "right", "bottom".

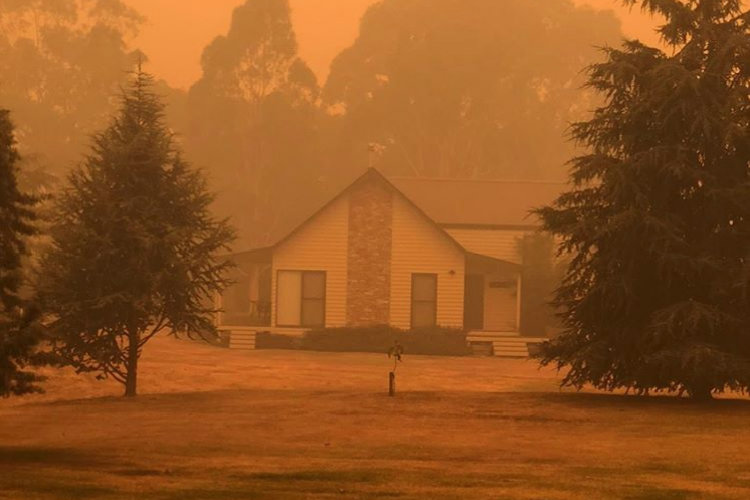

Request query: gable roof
[
  {"left": 231, "top": 169, "right": 562, "bottom": 268},
  {"left": 274, "top": 168, "right": 467, "bottom": 256},
  {"left": 390, "top": 177, "right": 565, "bottom": 228}
]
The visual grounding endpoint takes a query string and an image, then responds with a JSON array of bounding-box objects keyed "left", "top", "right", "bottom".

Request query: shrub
[
  {"left": 255, "top": 331, "right": 300, "bottom": 350},
  {"left": 299, "top": 325, "right": 470, "bottom": 357}
]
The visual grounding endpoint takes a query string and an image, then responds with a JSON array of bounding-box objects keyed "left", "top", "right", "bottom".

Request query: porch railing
[{"left": 221, "top": 300, "right": 271, "bottom": 327}]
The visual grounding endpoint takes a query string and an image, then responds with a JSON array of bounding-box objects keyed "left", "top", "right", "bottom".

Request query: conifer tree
[
  {"left": 39, "top": 68, "right": 235, "bottom": 397},
  {"left": 0, "top": 109, "right": 43, "bottom": 397},
  {"left": 536, "top": 0, "right": 750, "bottom": 399}
]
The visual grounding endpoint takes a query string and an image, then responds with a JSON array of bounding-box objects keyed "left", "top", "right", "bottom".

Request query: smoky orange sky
[{"left": 127, "top": 0, "right": 664, "bottom": 90}]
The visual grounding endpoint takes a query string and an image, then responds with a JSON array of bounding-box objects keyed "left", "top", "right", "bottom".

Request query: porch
[
  {"left": 463, "top": 252, "right": 545, "bottom": 357},
  {"left": 215, "top": 248, "right": 548, "bottom": 357},
  {"left": 466, "top": 331, "right": 547, "bottom": 358},
  {"left": 217, "top": 247, "right": 273, "bottom": 329}
]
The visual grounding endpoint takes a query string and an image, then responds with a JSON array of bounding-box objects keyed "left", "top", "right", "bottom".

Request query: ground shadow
[{"left": 0, "top": 446, "right": 111, "bottom": 468}]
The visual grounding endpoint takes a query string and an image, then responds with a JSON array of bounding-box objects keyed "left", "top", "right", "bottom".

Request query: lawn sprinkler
[{"left": 387, "top": 340, "right": 404, "bottom": 397}]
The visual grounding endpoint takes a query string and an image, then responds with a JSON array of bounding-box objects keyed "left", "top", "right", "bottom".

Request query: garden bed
[{"left": 256, "top": 325, "right": 470, "bottom": 356}]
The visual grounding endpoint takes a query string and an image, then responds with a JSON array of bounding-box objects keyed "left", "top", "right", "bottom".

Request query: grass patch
[
  {"left": 1, "top": 476, "right": 118, "bottom": 499},
  {"left": 0, "top": 446, "right": 108, "bottom": 468},
  {"left": 2, "top": 335, "right": 749, "bottom": 500},
  {"left": 245, "top": 469, "right": 384, "bottom": 483},
  {"left": 112, "top": 467, "right": 170, "bottom": 477},
  {"left": 624, "top": 487, "right": 698, "bottom": 500},
  {"left": 163, "top": 488, "right": 264, "bottom": 500}
]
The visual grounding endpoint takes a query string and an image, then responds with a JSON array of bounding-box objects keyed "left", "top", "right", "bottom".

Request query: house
[{"left": 217, "top": 168, "right": 564, "bottom": 356}]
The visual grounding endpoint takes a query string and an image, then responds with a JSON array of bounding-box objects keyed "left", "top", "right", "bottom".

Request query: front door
[{"left": 464, "top": 274, "right": 485, "bottom": 330}]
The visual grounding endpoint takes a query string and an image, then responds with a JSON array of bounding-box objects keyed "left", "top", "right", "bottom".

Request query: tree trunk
[{"left": 124, "top": 329, "right": 140, "bottom": 397}]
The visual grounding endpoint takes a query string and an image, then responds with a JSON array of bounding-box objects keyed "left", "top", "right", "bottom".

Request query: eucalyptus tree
[{"left": 188, "top": 0, "right": 323, "bottom": 246}]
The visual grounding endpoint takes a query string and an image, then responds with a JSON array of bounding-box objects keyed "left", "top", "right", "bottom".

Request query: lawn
[{"left": 1, "top": 336, "right": 749, "bottom": 500}]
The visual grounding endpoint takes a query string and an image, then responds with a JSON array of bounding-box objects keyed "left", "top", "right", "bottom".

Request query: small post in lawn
[{"left": 387, "top": 340, "right": 404, "bottom": 397}]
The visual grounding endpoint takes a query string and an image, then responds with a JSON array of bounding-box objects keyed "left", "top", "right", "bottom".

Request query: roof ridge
[{"left": 389, "top": 176, "right": 567, "bottom": 185}]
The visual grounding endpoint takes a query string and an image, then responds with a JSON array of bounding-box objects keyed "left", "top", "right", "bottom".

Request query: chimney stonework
[{"left": 346, "top": 178, "right": 393, "bottom": 326}]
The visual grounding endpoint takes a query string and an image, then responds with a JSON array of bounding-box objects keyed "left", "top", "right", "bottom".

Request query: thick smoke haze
[
  {"left": 2, "top": 2, "right": 749, "bottom": 498},
  {"left": 128, "top": 0, "right": 662, "bottom": 89},
  {"left": 1, "top": 0, "right": 656, "bottom": 246}
]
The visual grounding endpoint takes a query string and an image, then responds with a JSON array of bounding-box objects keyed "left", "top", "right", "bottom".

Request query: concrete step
[
  {"left": 229, "top": 331, "right": 257, "bottom": 350},
  {"left": 494, "top": 351, "right": 529, "bottom": 359},
  {"left": 471, "top": 336, "right": 548, "bottom": 344},
  {"left": 491, "top": 343, "right": 529, "bottom": 349},
  {"left": 492, "top": 339, "right": 530, "bottom": 358},
  {"left": 468, "top": 331, "right": 520, "bottom": 339},
  {"left": 492, "top": 347, "right": 529, "bottom": 353},
  {"left": 469, "top": 336, "right": 521, "bottom": 343}
]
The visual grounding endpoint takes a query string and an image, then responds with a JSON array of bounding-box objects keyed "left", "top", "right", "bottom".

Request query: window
[
  {"left": 301, "top": 272, "right": 326, "bottom": 327},
  {"left": 411, "top": 274, "right": 437, "bottom": 328},
  {"left": 276, "top": 271, "right": 326, "bottom": 327}
]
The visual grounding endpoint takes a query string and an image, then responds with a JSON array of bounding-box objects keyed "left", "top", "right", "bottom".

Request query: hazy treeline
[{"left": 0, "top": 0, "right": 622, "bottom": 247}]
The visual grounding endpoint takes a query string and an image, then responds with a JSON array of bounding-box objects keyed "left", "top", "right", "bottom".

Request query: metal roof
[{"left": 390, "top": 176, "right": 565, "bottom": 228}]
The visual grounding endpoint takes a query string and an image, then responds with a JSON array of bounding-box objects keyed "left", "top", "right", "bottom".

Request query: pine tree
[
  {"left": 535, "top": 0, "right": 750, "bottom": 400},
  {"left": 0, "top": 109, "right": 43, "bottom": 397},
  {"left": 39, "top": 68, "right": 235, "bottom": 397}
]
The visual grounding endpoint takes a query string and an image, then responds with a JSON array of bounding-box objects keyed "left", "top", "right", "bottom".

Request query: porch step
[
  {"left": 492, "top": 341, "right": 529, "bottom": 358},
  {"left": 468, "top": 332, "right": 548, "bottom": 343},
  {"left": 467, "top": 331, "right": 548, "bottom": 358},
  {"left": 229, "top": 331, "right": 257, "bottom": 350},
  {"left": 467, "top": 331, "right": 520, "bottom": 341}
]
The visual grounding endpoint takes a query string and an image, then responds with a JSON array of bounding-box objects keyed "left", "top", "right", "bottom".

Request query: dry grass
[{"left": 1, "top": 335, "right": 749, "bottom": 500}]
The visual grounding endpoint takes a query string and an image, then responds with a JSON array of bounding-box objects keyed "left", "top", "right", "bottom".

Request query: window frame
[
  {"left": 411, "top": 273, "right": 438, "bottom": 329},
  {"left": 275, "top": 270, "right": 327, "bottom": 328}
]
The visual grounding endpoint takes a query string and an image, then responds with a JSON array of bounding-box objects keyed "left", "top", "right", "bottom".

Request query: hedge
[{"left": 255, "top": 325, "right": 470, "bottom": 357}]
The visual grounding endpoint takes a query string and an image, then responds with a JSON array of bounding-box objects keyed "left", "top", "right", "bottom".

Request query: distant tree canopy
[
  {"left": 0, "top": 0, "right": 143, "bottom": 173},
  {"left": 536, "top": 0, "right": 750, "bottom": 400},
  {"left": 0, "top": 0, "right": 635, "bottom": 248},
  {"left": 184, "top": 0, "right": 624, "bottom": 245},
  {"left": 187, "top": 0, "right": 324, "bottom": 247},
  {"left": 0, "top": 0, "right": 186, "bottom": 178},
  {"left": 322, "top": 0, "right": 623, "bottom": 180}
]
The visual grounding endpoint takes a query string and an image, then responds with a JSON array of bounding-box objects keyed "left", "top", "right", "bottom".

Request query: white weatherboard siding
[
  {"left": 447, "top": 228, "right": 527, "bottom": 264},
  {"left": 271, "top": 195, "right": 349, "bottom": 328},
  {"left": 390, "top": 197, "right": 465, "bottom": 329}
]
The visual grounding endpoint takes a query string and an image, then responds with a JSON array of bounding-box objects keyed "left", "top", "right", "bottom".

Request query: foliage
[
  {"left": 187, "top": 0, "right": 325, "bottom": 247},
  {"left": 322, "top": 0, "right": 622, "bottom": 180},
  {"left": 535, "top": 0, "right": 750, "bottom": 399},
  {"left": 38, "top": 68, "right": 236, "bottom": 397},
  {"left": 517, "top": 233, "right": 564, "bottom": 338},
  {"left": 0, "top": 109, "right": 46, "bottom": 397},
  {"left": 0, "top": 0, "right": 145, "bottom": 173},
  {"left": 255, "top": 331, "right": 299, "bottom": 350},
  {"left": 296, "top": 325, "right": 470, "bottom": 356},
  {"left": 0, "top": 0, "right": 187, "bottom": 177},
  {"left": 256, "top": 325, "right": 470, "bottom": 357}
]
